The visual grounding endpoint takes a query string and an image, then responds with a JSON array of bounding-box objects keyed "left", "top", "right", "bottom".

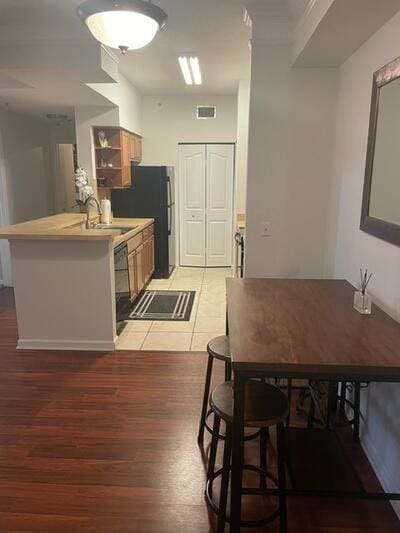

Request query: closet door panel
[
  {"left": 206, "top": 145, "right": 234, "bottom": 267},
  {"left": 179, "top": 144, "right": 206, "bottom": 266}
]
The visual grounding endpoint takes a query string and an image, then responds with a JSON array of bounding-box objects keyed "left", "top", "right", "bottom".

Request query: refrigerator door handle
[
  {"left": 167, "top": 176, "right": 172, "bottom": 207},
  {"left": 167, "top": 204, "right": 172, "bottom": 236}
]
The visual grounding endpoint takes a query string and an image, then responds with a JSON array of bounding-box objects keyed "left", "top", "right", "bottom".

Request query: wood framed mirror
[{"left": 361, "top": 55, "right": 400, "bottom": 246}]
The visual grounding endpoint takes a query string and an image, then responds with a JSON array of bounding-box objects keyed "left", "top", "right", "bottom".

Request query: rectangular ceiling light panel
[{"left": 178, "top": 56, "right": 202, "bottom": 85}]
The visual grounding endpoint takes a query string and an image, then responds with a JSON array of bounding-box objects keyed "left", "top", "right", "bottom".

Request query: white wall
[
  {"left": 117, "top": 74, "right": 142, "bottom": 135},
  {"left": 141, "top": 94, "right": 237, "bottom": 168},
  {"left": 87, "top": 73, "right": 143, "bottom": 135},
  {"left": 235, "top": 79, "right": 250, "bottom": 216},
  {"left": 141, "top": 94, "right": 237, "bottom": 267},
  {"left": 245, "top": 43, "right": 338, "bottom": 278},
  {"left": 326, "top": 11, "right": 400, "bottom": 511},
  {"left": 75, "top": 73, "right": 142, "bottom": 198},
  {"left": 0, "top": 108, "right": 53, "bottom": 285},
  {"left": 75, "top": 105, "right": 119, "bottom": 195},
  {"left": 49, "top": 121, "right": 76, "bottom": 214},
  {"left": 0, "top": 108, "right": 53, "bottom": 224}
]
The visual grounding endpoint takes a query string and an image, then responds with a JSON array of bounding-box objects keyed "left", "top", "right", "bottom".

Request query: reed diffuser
[{"left": 353, "top": 268, "right": 373, "bottom": 315}]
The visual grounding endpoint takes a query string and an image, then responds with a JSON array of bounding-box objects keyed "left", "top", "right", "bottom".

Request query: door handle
[
  {"left": 167, "top": 177, "right": 172, "bottom": 206},
  {"left": 168, "top": 205, "right": 172, "bottom": 235}
]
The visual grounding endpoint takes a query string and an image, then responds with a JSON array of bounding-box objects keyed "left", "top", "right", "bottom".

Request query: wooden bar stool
[
  {"left": 205, "top": 380, "right": 289, "bottom": 532},
  {"left": 197, "top": 336, "right": 232, "bottom": 444}
]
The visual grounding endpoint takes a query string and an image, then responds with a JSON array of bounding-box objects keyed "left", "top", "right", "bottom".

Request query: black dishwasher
[{"left": 114, "top": 243, "right": 130, "bottom": 328}]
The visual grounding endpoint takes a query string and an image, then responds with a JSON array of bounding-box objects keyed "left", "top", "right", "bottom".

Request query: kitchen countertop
[{"left": 0, "top": 213, "right": 154, "bottom": 246}]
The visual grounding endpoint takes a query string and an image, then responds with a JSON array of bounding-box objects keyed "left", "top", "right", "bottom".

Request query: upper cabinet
[{"left": 93, "top": 126, "right": 142, "bottom": 196}]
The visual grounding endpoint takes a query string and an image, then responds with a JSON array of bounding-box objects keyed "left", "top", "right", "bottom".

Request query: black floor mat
[{"left": 127, "top": 290, "right": 196, "bottom": 321}]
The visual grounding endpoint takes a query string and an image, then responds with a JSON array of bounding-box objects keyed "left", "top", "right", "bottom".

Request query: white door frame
[
  {"left": 178, "top": 142, "right": 236, "bottom": 268},
  {"left": 0, "top": 159, "right": 12, "bottom": 286}
]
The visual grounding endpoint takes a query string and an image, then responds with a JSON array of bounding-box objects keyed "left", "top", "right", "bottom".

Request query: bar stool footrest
[
  {"left": 204, "top": 410, "right": 261, "bottom": 442},
  {"left": 205, "top": 464, "right": 280, "bottom": 528}
]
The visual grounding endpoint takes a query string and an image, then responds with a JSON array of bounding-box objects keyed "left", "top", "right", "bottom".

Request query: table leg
[
  {"left": 353, "top": 382, "right": 361, "bottom": 443},
  {"left": 230, "top": 372, "right": 246, "bottom": 532}
]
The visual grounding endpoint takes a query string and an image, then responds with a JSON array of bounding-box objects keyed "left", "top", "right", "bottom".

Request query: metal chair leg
[
  {"left": 224, "top": 361, "right": 232, "bottom": 382},
  {"left": 286, "top": 379, "right": 292, "bottom": 426},
  {"left": 353, "top": 382, "right": 361, "bottom": 442},
  {"left": 207, "top": 414, "right": 221, "bottom": 492},
  {"left": 218, "top": 424, "right": 232, "bottom": 533},
  {"left": 277, "top": 422, "right": 287, "bottom": 533},
  {"left": 198, "top": 353, "right": 214, "bottom": 444},
  {"left": 307, "top": 398, "right": 315, "bottom": 429},
  {"left": 259, "top": 427, "right": 268, "bottom": 489},
  {"left": 339, "top": 381, "right": 347, "bottom": 415},
  {"left": 326, "top": 381, "right": 337, "bottom": 429}
]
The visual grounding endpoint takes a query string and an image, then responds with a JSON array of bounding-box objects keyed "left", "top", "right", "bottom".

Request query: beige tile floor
[{"left": 116, "top": 266, "right": 231, "bottom": 351}]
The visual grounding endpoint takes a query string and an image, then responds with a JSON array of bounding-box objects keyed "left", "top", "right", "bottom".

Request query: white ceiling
[
  {"left": 118, "top": 0, "right": 309, "bottom": 95},
  {"left": 119, "top": 0, "right": 252, "bottom": 96},
  {"left": 0, "top": 0, "right": 308, "bottom": 117}
]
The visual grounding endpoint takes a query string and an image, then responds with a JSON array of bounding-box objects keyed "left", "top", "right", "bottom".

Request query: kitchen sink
[{"left": 90, "top": 224, "right": 138, "bottom": 234}]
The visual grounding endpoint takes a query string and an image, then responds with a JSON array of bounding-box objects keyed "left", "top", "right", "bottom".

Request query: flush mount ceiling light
[
  {"left": 178, "top": 56, "right": 202, "bottom": 85},
  {"left": 77, "top": 0, "right": 168, "bottom": 54}
]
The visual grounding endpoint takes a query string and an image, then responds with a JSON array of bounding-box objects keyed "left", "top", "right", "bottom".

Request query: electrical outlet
[{"left": 261, "top": 221, "right": 271, "bottom": 237}]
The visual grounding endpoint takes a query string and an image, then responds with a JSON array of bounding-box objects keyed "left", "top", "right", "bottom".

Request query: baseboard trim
[
  {"left": 17, "top": 338, "right": 116, "bottom": 352},
  {"left": 362, "top": 431, "right": 400, "bottom": 518}
]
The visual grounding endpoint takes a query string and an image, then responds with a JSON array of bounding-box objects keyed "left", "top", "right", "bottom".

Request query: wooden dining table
[{"left": 226, "top": 278, "right": 400, "bottom": 533}]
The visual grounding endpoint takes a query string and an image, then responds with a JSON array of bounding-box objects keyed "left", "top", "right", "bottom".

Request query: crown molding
[{"left": 243, "top": 0, "right": 294, "bottom": 44}]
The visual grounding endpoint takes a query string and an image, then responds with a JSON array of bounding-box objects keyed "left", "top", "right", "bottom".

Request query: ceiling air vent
[{"left": 197, "top": 106, "right": 216, "bottom": 119}]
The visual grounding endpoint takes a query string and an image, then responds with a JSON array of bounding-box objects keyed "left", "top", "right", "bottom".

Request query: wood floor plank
[{"left": 0, "top": 290, "right": 398, "bottom": 531}]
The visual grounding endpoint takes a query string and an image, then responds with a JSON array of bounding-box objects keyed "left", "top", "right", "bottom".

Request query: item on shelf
[
  {"left": 98, "top": 130, "right": 109, "bottom": 148},
  {"left": 108, "top": 162, "right": 113, "bottom": 168}
]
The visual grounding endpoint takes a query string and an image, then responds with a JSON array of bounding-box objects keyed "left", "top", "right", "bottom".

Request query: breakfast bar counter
[{"left": 0, "top": 213, "right": 154, "bottom": 351}]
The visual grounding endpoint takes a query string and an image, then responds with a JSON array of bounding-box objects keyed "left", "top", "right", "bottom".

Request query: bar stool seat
[
  {"left": 207, "top": 335, "right": 231, "bottom": 362},
  {"left": 206, "top": 380, "right": 289, "bottom": 532},
  {"left": 211, "top": 380, "right": 289, "bottom": 427},
  {"left": 197, "top": 336, "right": 232, "bottom": 444}
]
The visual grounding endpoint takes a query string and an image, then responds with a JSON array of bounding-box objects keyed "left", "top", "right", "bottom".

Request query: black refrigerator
[{"left": 111, "top": 166, "right": 176, "bottom": 279}]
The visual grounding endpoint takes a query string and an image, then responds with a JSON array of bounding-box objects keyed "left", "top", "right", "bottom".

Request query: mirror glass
[{"left": 369, "top": 76, "right": 400, "bottom": 225}]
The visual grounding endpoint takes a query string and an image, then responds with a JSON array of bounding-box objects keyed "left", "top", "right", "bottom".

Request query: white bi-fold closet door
[{"left": 179, "top": 143, "right": 234, "bottom": 267}]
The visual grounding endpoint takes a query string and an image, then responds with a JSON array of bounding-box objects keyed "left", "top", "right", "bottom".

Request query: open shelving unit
[{"left": 93, "top": 126, "right": 142, "bottom": 201}]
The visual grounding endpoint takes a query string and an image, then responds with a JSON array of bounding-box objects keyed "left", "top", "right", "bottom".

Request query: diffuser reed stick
[
  {"left": 354, "top": 268, "right": 373, "bottom": 315},
  {"left": 360, "top": 268, "right": 373, "bottom": 295}
]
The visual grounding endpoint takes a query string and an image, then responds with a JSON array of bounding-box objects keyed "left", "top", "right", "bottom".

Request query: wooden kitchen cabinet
[
  {"left": 128, "top": 251, "right": 138, "bottom": 301},
  {"left": 129, "top": 133, "right": 142, "bottom": 163},
  {"left": 121, "top": 130, "right": 132, "bottom": 187},
  {"left": 133, "top": 136, "right": 142, "bottom": 162},
  {"left": 93, "top": 126, "right": 143, "bottom": 198},
  {"left": 149, "top": 235, "right": 155, "bottom": 278},
  {"left": 127, "top": 223, "right": 154, "bottom": 301},
  {"left": 142, "top": 235, "right": 155, "bottom": 285}
]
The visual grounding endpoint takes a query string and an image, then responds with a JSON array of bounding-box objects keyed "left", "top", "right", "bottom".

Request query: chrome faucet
[{"left": 84, "top": 196, "right": 102, "bottom": 229}]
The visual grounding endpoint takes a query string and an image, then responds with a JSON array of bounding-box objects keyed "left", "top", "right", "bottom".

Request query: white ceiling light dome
[{"left": 77, "top": 0, "right": 168, "bottom": 54}]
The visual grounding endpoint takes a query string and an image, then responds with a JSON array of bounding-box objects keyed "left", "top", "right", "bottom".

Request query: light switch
[{"left": 261, "top": 221, "right": 271, "bottom": 237}]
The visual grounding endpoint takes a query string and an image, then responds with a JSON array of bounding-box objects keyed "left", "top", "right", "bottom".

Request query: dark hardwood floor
[{"left": 0, "top": 287, "right": 399, "bottom": 532}]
